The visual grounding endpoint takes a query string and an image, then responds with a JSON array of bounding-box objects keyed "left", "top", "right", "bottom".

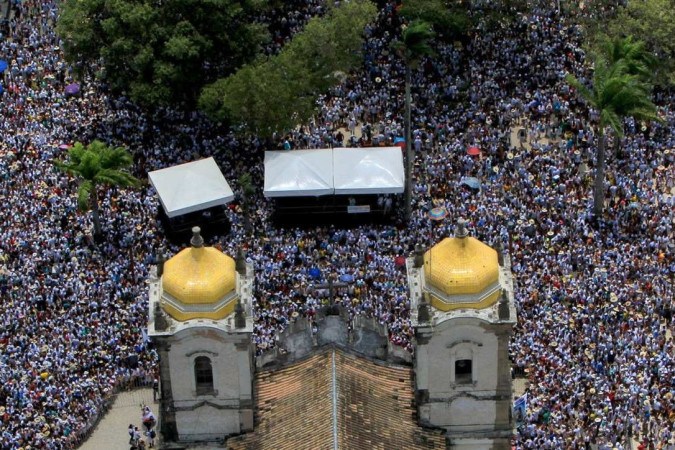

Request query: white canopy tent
[
  {"left": 263, "top": 149, "right": 334, "bottom": 197},
  {"left": 263, "top": 147, "right": 404, "bottom": 197},
  {"left": 332, "top": 147, "right": 404, "bottom": 195},
  {"left": 148, "top": 157, "right": 234, "bottom": 218}
]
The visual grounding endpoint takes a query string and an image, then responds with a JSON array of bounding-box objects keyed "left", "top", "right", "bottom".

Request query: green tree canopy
[
  {"left": 57, "top": 0, "right": 268, "bottom": 107},
  {"left": 588, "top": 0, "right": 675, "bottom": 86},
  {"left": 392, "top": 20, "right": 436, "bottom": 67},
  {"left": 55, "top": 140, "right": 140, "bottom": 236},
  {"left": 398, "top": 0, "right": 470, "bottom": 41},
  {"left": 598, "top": 36, "right": 656, "bottom": 84},
  {"left": 199, "top": 0, "right": 377, "bottom": 137}
]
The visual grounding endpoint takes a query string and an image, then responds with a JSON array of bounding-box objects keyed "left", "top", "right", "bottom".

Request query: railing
[{"left": 69, "top": 372, "right": 154, "bottom": 449}]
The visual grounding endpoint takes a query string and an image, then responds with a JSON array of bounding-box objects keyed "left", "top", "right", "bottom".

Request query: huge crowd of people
[{"left": 0, "top": 0, "right": 673, "bottom": 449}]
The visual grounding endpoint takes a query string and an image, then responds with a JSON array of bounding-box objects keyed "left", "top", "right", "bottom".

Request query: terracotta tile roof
[
  {"left": 227, "top": 352, "right": 333, "bottom": 450},
  {"left": 227, "top": 349, "right": 445, "bottom": 449},
  {"left": 334, "top": 351, "right": 445, "bottom": 449}
]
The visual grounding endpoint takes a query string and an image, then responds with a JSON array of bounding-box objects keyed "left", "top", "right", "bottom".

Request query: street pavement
[{"left": 79, "top": 388, "right": 155, "bottom": 450}]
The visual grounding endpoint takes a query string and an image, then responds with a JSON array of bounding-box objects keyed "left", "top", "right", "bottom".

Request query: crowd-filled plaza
[{"left": 0, "top": 0, "right": 673, "bottom": 449}]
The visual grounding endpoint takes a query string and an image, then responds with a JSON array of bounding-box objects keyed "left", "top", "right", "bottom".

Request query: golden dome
[
  {"left": 162, "top": 244, "right": 237, "bottom": 321},
  {"left": 424, "top": 236, "right": 500, "bottom": 311}
]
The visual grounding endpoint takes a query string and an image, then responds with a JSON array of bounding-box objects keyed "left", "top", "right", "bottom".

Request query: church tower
[
  {"left": 408, "top": 219, "right": 517, "bottom": 450},
  {"left": 147, "top": 227, "right": 254, "bottom": 446}
]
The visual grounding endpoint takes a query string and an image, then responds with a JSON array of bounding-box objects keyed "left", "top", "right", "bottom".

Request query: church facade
[
  {"left": 147, "top": 228, "right": 255, "bottom": 442},
  {"left": 147, "top": 222, "right": 517, "bottom": 449},
  {"left": 408, "top": 219, "right": 517, "bottom": 449}
]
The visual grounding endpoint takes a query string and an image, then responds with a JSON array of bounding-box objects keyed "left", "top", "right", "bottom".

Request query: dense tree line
[
  {"left": 198, "top": 0, "right": 377, "bottom": 137},
  {"left": 57, "top": 0, "right": 268, "bottom": 106}
]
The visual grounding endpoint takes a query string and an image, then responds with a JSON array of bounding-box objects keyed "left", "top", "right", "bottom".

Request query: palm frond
[
  {"left": 66, "top": 142, "right": 87, "bottom": 164},
  {"left": 403, "top": 21, "right": 435, "bottom": 56},
  {"left": 95, "top": 168, "right": 140, "bottom": 188},
  {"left": 53, "top": 140, "right": 138, "bottom": 184},
  {"left": 599, "top": 109, "right": 624, "bottom": 137},
  {"left": 629, "top": 106, "right": 661, "bottom": 123},
  {"left": 54, "top": 139, "right": 139, "bottom": 227},
  {"left": 54, "top": 142, "right": 88, "bottom": 176},
  {"left": 391, "top": 40, "right": 406, "bottom": 58},
  {"left": 394, "top": 20, "right": 435, "bottom": 65},
  {"left": 568, "top": 48, "right": 658, "bottom": 138},
  {"left": 565, "top": 74, "right": 596, "bottom": 107},
  {"left": 100, "top": 145, "right": 134, "bottom": 170},
  {"left": 54, "top": 160, "right": 78, "bottom": 176},
  {"left": 600, "top": 36, "right": 656, "bottom": 84},
  {"left": 77, "top": 180, "right": 93, "bottom": 211}
]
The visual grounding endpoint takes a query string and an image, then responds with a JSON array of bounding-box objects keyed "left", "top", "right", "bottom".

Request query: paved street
[{"left": 80, "top": 388, "right": 155, "bottom": 450}]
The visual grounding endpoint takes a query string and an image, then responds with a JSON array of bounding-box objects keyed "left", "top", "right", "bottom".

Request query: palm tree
[
  {"left": 601, "top": 36, "right": 656, "bottom": 83},
  {"left": 597, "top": 36, "right": 658, "bottom": 159},
  {"left": 55, "top": 140, "right": 140, "bottom": 236},
  {"left": 393, "top": 21, "right": 435, "bottom": 222},
  {"left": 566, "top": 58, "right": 659, "bottom": 217}
]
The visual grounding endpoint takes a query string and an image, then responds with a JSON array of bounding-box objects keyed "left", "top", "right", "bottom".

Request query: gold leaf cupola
[
  {"left": 423, "top": 218, "right": 501, "bottom": 311},
  {"left": 161, "top": 227, "right": 238, "bottom": 321}
]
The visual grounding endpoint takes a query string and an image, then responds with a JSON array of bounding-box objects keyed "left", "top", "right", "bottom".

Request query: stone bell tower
[
  {"left": 147, "top": 227, "right": 255, "bottom": 447},
  {"left": 408, "top": 219, "right": 517, "bottom": 450}
]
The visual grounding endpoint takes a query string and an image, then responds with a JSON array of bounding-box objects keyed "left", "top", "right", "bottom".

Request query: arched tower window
[
  {"left": 455, "top": 359, "right": 473, "bottom": 384},
  {"left": 194, "top": 356, "right": 214, "bottom": 395},
  {"left": 449, "top": 345, "right": 476, "bottom": 386}
]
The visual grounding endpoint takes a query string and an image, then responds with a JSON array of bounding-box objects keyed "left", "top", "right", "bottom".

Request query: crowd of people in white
[{"left": 0, "top": 0, "right": 673, "bottom": 449}]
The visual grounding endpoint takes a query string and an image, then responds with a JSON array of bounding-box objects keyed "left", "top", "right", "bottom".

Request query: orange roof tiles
[
  {"left": 227, "top": 352, "right": 333, "bottom": 450},
  {"left": 227, "top": 349, "right": 445, "bottom": 449}
]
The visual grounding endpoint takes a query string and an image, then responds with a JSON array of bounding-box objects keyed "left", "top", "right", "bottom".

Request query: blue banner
[{"left": 513, "top": 393, "right": 527, "bottom": 427}]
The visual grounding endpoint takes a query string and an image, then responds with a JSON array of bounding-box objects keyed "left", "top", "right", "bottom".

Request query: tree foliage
[
  {"left": 567, "top": 61, "right": 657, "bottom": 138},
  {"left": 587, "top": 0, "right": 675, "bottom": 86},
  {"left": 398, "top": 0, "right": 470, "bottom": 41},
  {"left": 392, "top": 21, "right": 436, "bottom": 68},
  {"left": 55, "top": 140, "right": 140, "bottom": 235},
  {"left": 597, "top": 36, "right": 656, "bottom": 84},
  {"left": 199, "top": 0, "right": 377, "bottom": 137},
  {"left": 57, "top": 0, "right": 268, "bottom": 107}
]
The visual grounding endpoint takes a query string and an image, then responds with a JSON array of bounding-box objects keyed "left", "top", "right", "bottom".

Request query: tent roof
[
  {"left": 148, "top": 157, "right": 234, "bottom": 218},
  {"left": 332, "top": 147, "right": 404, "bottom": 195},
  {"left": 264, "top": 149, "right": 333, "bottom": 197},
  {"left": 263, "top": 147, "right": 404, "bottom": 197}
]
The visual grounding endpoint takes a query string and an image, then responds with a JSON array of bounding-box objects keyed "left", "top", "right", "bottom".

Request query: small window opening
[
  {"left": 195, "top": 356, "right": 214, "bottom": 395},
  {"left": 455, "top": 359, "right": 472, "bottom": 384}
]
